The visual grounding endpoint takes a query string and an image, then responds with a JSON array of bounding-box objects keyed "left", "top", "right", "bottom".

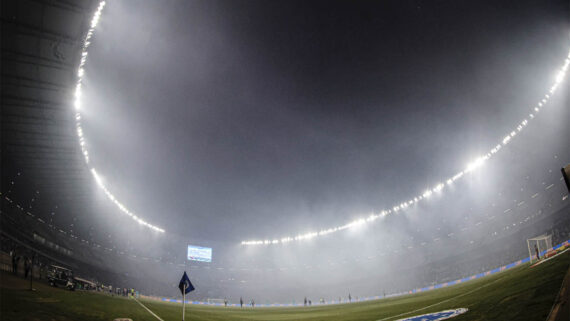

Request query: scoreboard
[{"left": 187, "top": 245, "right": 212, "bottom": 262}]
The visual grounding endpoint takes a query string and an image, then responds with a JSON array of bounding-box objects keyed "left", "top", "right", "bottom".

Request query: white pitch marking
[
  {"left": 376, "top": 277, "right": 505, "bottom": 321},
  {"left": 531, "top": 248, "right": 569, "bottom": 267},
  {"left": 133, "top": 297, "right": 165, "bottom": 321}
]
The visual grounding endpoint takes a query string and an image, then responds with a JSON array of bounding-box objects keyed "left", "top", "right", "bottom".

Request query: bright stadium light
[
  {"left": 555, "top": 71, "right": 565, "bottom": 84},
  {"left": 465, "top": 156, "right": 487, "bottom": 173},
  {"left": 74, "top": 1, "right": 165, "bottom": 233},
  {"left": 241, "top": 47, "right": 570, "bottom": 245}
]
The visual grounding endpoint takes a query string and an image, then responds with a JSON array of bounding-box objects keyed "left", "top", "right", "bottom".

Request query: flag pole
[{"left": 183, "top": 283, "right": 186, "bottom": 321}]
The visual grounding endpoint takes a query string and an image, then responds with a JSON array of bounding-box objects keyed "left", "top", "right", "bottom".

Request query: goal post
[
  {"left": 527, "top": 234, "right": 552, "bottom": 263},
  {"left": 207, "top": 298, "right": 226, "bottom": 305}
]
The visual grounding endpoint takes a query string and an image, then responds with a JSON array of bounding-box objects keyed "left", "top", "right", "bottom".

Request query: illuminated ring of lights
[
  {"left": 74, "top": 2, "right": 164, "bottom": 233},
  {"left": 75, "top": 2, "right": 569, "bottom": 239},
  {"left": 241, "top": 52, "right": 569, "bottom": 246}
]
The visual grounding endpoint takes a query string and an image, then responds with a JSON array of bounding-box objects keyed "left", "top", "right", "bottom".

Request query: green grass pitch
[{"left": 1, "top": 251, "right": 568, "bottom": 321}]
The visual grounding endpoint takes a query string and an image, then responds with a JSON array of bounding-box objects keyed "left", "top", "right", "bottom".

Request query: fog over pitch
[{"left": 81, "top": 0, "right": 569, "bottom": 243}]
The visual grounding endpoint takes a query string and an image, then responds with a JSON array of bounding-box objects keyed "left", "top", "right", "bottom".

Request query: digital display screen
[{"left": 187, "top": 245, "right": 212, "bottom": 262}]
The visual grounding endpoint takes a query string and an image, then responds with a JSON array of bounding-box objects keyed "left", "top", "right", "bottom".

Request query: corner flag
[{"left": 179, "top": 271, "right": 195, "bottom": 295}]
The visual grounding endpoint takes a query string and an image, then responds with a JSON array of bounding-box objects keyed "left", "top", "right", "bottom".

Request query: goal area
[{"left": 527, "top": 234, "right": 552, "bottom": 263}]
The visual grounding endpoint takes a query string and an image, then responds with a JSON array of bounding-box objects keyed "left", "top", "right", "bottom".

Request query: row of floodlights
[
  {"left": 74, "top": 2, "right": 568, "bottom": 241},
  {"left": 241, "top": 51, "right": 570, "bottom": 245},
  {"left": 74, "top": 2, "right": 164, "bottom": 233}
]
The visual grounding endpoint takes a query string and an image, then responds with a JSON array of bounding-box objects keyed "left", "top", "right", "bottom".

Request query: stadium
[{"left": 1, "top": 1, "right": 569, "bottom": 320}]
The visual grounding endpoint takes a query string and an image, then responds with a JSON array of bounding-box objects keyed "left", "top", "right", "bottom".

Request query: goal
[
  {"left": 527, "top": 234, "right": 552, "bottom": 263},
  {"left": 207, "top": 298, "right": 226, "bottom": 305}
]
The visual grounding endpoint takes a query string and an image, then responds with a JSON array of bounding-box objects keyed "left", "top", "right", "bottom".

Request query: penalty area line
[
  {"left": 133, "top": 297, "right": 165, "bottom": 321},
  {"left": 376, "top": 276, "right": 505, "bottom": 321}
]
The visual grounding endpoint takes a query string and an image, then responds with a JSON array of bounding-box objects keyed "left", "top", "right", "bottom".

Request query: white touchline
[
  {"left": 376, "top": 276, "right": 505, "bottom": 321},
  {"left": 134, "top": 297, "right": 165, "bottom": 321}
]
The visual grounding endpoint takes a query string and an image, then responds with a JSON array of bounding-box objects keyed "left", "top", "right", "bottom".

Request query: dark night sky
[{"left": 81, "top": 0, "right": 569, "bottom": 242}]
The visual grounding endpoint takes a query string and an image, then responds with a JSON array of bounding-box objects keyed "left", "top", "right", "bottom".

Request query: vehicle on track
[{"left": 47, "top": 265, "right": 75, "bottom": 290}]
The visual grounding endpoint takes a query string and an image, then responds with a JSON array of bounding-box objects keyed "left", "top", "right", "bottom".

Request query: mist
[{"left": 8, "top": 0, "right": 568, "bottom": 305}]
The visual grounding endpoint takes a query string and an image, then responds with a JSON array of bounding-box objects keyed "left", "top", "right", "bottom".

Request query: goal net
[
  {"left": 207, "top": 298, "right": 226, "bottom": 305},
  {"left": 527, "top": 234, "right": 552, "bottom": 263}
]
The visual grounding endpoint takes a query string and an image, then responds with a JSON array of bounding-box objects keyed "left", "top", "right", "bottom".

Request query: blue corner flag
[{"left": 179, "top": 271, "right": 195, "bottom": 295}]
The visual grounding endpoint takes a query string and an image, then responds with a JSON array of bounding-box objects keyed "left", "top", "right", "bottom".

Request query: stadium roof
[
  {"left": 2, "top": 0, "right": 569, "bottom": 250},
  {"left": 1, "top": 0, "right": 101, "bottom": 237}
]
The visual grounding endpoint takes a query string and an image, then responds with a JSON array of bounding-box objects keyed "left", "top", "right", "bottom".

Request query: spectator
[
  {"left": 14, "top": 256, "right": 20, "bottom": 276},
  {"left": 10, "top": 248, "right": 17, "bottom": 274},
  {"left": 24, "top": 257, "right": 31, "bottom": 278}
]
